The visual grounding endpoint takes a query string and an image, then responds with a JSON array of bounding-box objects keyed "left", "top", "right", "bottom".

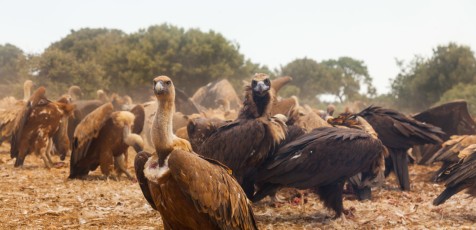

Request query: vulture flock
[{"left": 2, "top": 75, "right": 476, "bottom": 229}]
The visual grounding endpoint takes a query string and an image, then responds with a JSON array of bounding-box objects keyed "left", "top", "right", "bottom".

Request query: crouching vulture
[
  {"left": 10, "top": 87, "right": 75, "bottom": 168},
  {"left": 68, "top": 103, "right": 145, "bottom": 180},
  {"left": 195, "top": 73, "right": 287, "bottom": 198},
  {"left": 433, "top": 144, "right": 476, "bottom": 206},
  {"left": 355, "top": 106, "right": 445, "bottom": 191},
  {"left": 252, "top": 126, "right": 387, "bottom": 218},
  {"left": 134, "top": 76, "right": 257, "bottom": 229}
]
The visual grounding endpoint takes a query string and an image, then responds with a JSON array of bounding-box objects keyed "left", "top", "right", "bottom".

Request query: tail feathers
[
  {"left": 433, "top": 183, "right": 468, "bottom": 206},
  {"left": 390, "top": 149, "right": 410, "bottom": 191}
]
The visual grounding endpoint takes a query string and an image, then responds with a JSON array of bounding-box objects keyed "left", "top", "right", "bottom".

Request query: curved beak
[
  {"left": 253, "top": 81, "right": 269, "bottom": 96},
  {"left": 154, "top": 81, "right": 165, "bottom": 95}
]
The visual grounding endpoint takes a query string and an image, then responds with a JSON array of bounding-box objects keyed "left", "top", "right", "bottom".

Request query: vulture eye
[
  {"left": 165, "top": 81, "right": 171, "bottom": 86},
  {"left": 38, "top": 99, "right": 47, "bottom": 106},
  {"left": 264, "top": 78, "right": 270, "bottom": 85},
  {"left": 251, "top": 80, "right": 257, "bottom": 86}
]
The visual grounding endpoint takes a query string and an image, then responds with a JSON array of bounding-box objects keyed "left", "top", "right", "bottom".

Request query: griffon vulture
[
  {"left": 68, "top": 103, "right": 144, "bottom": 180},
  {"left": 134, "top": 75, "right": 257, "bottom": 229}
]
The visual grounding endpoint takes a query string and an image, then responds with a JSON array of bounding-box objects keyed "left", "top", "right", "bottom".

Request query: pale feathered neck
[{"left": 152, "top": 95, "right": 175, "bottom": 166}]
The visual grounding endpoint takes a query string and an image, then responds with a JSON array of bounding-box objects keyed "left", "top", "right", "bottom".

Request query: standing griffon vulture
[
  {"left": 0, "top": 80, "right": 34, "bottom": 146},
  {"left": 252, "top": 126, "right": 387, "bottom": 218},
  {"left": 433, "top": 144, "right": 476, "bottom": 206},
  {"left": 10, "top": 87, "right": 75, "bottom": 168},
  {"left": 134, "top": 76, "right": 257, "bottom": 230},
  {"left": 68, "top": 103, "right": 145, "bottom": 180},
  {"left": 356, "top": 105, "right": 445, "bottom": 190},
  {"left": 196, "top": 73, "right": 287, "bottom": 198}
]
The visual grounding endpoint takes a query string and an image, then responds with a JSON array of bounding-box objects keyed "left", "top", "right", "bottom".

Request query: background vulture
[
  {"left": 356, "top": 105, "right": 445, "bottom": 191},
  {"left": 412, "top": 101, "right": 476, "bottom": 164},
  {"left": 195, "top": 73, "right": 287, "bottom": 198},
  {"left": 135, "top": 75, "right": 257, "bottom": 229},
  {"left": 252, "top": 127, "right": 387, "bottom": 218},
  {"left": 68, "top": 103, "right": 145, "bottom": 180},
  {"left": 10, "top": 87, "right": 75, "bottom": 168}
]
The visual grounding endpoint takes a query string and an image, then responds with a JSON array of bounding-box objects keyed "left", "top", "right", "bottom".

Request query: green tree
[
  {"left": 391, "top": 43, "right": 476, "bottom": 110},
  {"left": 437, "top": 83, "right": 476, "bottom": 115},
  {"left": 0, "top": 43, "right": 29, "bottom": 84}
]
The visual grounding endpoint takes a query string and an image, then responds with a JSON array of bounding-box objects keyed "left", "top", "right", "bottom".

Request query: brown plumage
[
  {"left": 10, "top": 87, "right": 75, "bottom": 168},
  {"left": 433, "top": 144, "right": 476, "bottom": 205},
  {"left": 68, "top": 103, "right": 145, "bottom": 179},
  {"left": 413, "top": 101, "right": 476, "bottom": 164},
  {"left": 252, "top": 127, "right": 387, "bottom": 218},
  {"left": 356, "top": 105, "right": 446, "bottom": 190},
  {"left": 192, "top": 79, "right": 242, "bottom": 111},
  {"left": 187, "top": 117, "right": 231, "bottom": 151},
  {"left": 196, "top": 73, "right": 287, "bottom": 198},
  {"left": 291, "top": 105, "right": 331, "bottom": 132},
  {"left": 134, "top": 75, "right": 257, "bottom": 229}
]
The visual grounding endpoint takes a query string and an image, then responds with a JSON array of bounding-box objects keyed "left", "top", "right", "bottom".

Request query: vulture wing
[
  {"left": 70, "top": 103, "right": 114, "bottom": 175},
  {"left": 134, "top": 151, "right": 157, "bottom": 210},
  {"left": 130, "top": 104, "right": 145, "bottom": 134},
  {"left": 0, "top": 104, "right": 23, "bottom": 144},
  {"left": 169, "top": 149, "right": 257, "bottom": 230}
]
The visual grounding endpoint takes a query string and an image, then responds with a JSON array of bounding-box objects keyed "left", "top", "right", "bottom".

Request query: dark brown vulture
[
  {"left": 195, "top": 73, "right": 287, "bottom": 198},
  {"left": 68, "top": 103, "right": 145, "bottom": 180},
  {"left": 252, "top": 126, "right": 387, "bottom": 218},
  {"left": 187, "top": 117, "right": 231, "bottom": 151},
  {"left": 328, "top": 113, "right": 388, "bottom": 200},
  {"left": 10, "top": 87, "right": 75, "bottom": 168},
  {"left": 134, "top": 75, "right": 257, "bottom": 229},
  {"left": 356, "top": 105, "right": 445, "bottom": 191},
  {"left": 412, "top": 101, "right": 476, "bottom": 164},
  {"left": 433, "top": 144, "right": 476, "bottom": 206}
]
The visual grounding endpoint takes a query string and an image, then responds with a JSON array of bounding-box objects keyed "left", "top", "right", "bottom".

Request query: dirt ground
[{"left": 1, "top": 145, "right": 476, "bottom": 230}]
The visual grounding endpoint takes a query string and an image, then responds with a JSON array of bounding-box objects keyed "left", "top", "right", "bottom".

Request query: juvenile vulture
[
  {"left": 433, "top": 144, "right": 476, "bottom": 206},
  {"left": 328, "top": 113, "right": 388, "bottom": 200},
  {"left": 196, "top": 73, "right": 287, "bottom": 197},
  {"left": 10, "top": 87, "right": 75, "bottom": 168},
  {"left": 252, "top": 126, "right": 387, "bottom": 218},
  {"left": 134, "top": 75, "right": 257, "bottom": 229},
  {"left": 356, "top": 105, "right": 445, "bottom": 190},
  {"left": 68, "top": 103, "right": 144, "bottom": 180},
  {"left": 413, "top": 101, "right": 476, "bottom": 164}
]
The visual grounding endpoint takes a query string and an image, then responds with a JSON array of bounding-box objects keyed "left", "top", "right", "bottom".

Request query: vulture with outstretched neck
[
  {"left": 356, "top": 105, "right": 445, "bottom": 191},
  {"left": 68, "top": 103, "right": 144, "bottom": 180},
  {"left": 11, "top": 87, "right": 75, "bottom": 168},
  {"left": 134, "top": 75, "right": 257, "bottom": 230},
  {"left": 252, "top": 126, "right": 387, "bottom": 218},
  {"left": 196, "top": 73, "right": 287, "bottom": 198},
  {"left": 433, "top": 144, "right": 476, "bottom": 206}
]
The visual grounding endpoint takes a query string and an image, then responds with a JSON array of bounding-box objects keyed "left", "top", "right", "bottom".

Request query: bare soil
[{"left": 1, "top": 145, "right": 476, "bottom": 229}]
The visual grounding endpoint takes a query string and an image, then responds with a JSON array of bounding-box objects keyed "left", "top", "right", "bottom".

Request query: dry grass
[{"left": 1, "top": 144, "right": 476, "bottom": 229}]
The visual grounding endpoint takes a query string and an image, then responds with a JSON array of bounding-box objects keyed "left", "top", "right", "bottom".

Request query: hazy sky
[{"left": 1, "top": 0, "right": 475, "bottom": 94}]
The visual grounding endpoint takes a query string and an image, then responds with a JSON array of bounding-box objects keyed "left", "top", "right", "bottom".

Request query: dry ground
[{"left": 1, "top": 145, "right": 476, "bottom": 229}]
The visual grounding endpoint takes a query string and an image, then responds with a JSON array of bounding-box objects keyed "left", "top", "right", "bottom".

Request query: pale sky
[{"left": 1, "top": 0, "right": 475, "bottom": 94}]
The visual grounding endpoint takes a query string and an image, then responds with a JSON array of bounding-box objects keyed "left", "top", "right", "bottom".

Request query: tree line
[{"left": 1, "top": 24, "right": 475, "bottom": 113}]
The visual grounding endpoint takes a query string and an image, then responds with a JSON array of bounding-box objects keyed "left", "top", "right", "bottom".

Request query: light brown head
[
  {"left": 68, "top": 85, "right": 82, "bottom": 100},
  {"left": 153, "top": 75, "right": 175, "bottom": 102}
]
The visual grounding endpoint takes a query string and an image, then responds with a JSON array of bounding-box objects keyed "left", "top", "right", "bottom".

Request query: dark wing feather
[
  {"left": 257, "top": 127, "right": 384, "bottom": 188},
  {"left": 69, "top": 103, "right": 114, "bottom": 176},
  {"left": 169, "top": 150, "right": 258, "bottom": 230},
  {"left": 358, "top": 105, "right": 445, "bottom": 149},
  {"left": 134, "top": 151, "right": 157, "bottom": 210},
  {"left": 130, "top": 104, "right": 145, "bottom": 134},
  {"left": 197, "top": 119, "right": 267, "bottom": 176},
  {"left": 10, "top": 102, "right": 30, "bottom": 159}
]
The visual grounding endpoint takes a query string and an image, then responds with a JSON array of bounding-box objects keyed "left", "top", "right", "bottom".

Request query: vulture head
[
  {"left": 251, "top": 73, "right": 271, "bottom": 97},
  {"left": 68, "top": 86, "right": 82, "bottom": 101},
  {"left": 23, "top": 80, "right": 34, "bottom": 101},
  {"left": 153, "top": 75, "right": 175, "bottom": 103}
]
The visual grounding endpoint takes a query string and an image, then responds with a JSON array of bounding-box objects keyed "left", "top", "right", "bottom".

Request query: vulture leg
[
  {"left": 384, "top": 157, "right": 393, "bottom": 177},
  {"left": 315, "top": 180, "right": 345, "bottom": 218},
  {"left": 40, "top": 150, "right": 53, "bottom": 169},
  {"left": 390, "top": 149, "right": 410, "bottom": 191},
  {"left": 114, "top": 154, "right": 134, "bottom": 181},
  {"left": 100, "top": 150, "right": 114, "bottom": 178},
  {"left": 45, "top": 138, "right": 56, "bottom": 166}
]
